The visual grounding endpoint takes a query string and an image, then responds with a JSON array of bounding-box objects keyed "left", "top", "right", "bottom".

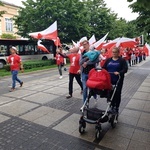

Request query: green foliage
[
  {"left": 1, "top": 33, "right": 16, "bottom": 39},
  {"left": 14, "top": 0, "right": 139, "bottom": 42},
  {"left": 0, "top": 1, "right": 6, "bottom": 19},
  {"left": 129, "top": 1, "right": 150, "bottom": 43},
  {"left": 127, "top": 0, "right": 150, "bottom": 10},
  {"left": 4, "top": 59, "right": 55, "bottom": 71}
]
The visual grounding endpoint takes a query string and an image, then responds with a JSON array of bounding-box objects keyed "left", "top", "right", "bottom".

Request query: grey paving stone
[
  {"left": 99, "top": 134, "right": 130, "bottom": 150},
  {"left": 0, "top": 100, "right": 39, "bottom": 116},
  {"left": 118, "top": 114, "right": 139, "bottom": 126},
  {"left": 20, "top": 106, "right": 55, "bottom": 121},
  {"left": 0, "top": 96, "right": 16, "bottom": 105},
  {"left": 0, "top": 114, "right": 10, "bottom": 123},
  {"left": 141, "top": 82, "right": 150, "bottom": 87},
  {"left": 53, "top": 113, "right": 96, "bottom": 142},
  {"left": 22, "top": 92, "right": 59, "bottom": 104},
  {"left": 137, "top": 112, "right": 150, "bottom": 130},
  {"left": 30, "top": 107, "right": 68, "bottom": 127},
  {"left": 23, "top": 84, "right": 52, "bottom": 91},
  {"left": 43, "top": 86, "right": 68, "bottom": 95},
  {"left": 3, "top": 89, "right": 37, "bottom": 98},
  {"left": 143, "top": 101, "right": 150, "bottom": 113},
  {"left": 143, "top": 78, "right": 150, "bottom": 83},
  {"left": 105, "top": 124, "right": 135, "bottom": 139},
  {"left": 137, "top": 86, "right": 150, "bottom": 93},
  {"left": 121, "top": 109, "right": 141, "bottom": 119},
  {"left": 126, "top": 99, "right": 145, "bottom": 110},
  {"left": 127, "top": 140, "right": 150, "bottom": 150},
  {"left": 132, "top": 92, "right": 150, "bottom": 101},
  {"left": 131, "top": 129, "right": 150, "bottom": 144}
]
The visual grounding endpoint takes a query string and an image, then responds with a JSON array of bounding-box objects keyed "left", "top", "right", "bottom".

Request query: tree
[
  {"left": 83, "top": 0, "right": 117, "bottom": 39},
  {"left": 129, "top": 2, "right": 150, "bottom": 42},
  {"left": 14, "top": 0, "right": 139, "bottom": 43},
  {"left": 127, "top": 0, "right": 150, "bottom": 10},
  {"left": 0, "top": 1, "right": 6, "bottom": 20},
  {"left": 14, "top": 0, "right": 92, "bottom": 43}
]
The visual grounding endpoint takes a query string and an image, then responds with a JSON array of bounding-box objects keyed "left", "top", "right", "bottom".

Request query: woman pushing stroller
[{"left": 103, "top": 47, "right": 128, "bottom": 113}]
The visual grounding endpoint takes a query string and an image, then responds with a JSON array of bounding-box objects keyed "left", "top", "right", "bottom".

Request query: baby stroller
[{"left": 79, "top": 67, "right": 120, "bottom": 139}]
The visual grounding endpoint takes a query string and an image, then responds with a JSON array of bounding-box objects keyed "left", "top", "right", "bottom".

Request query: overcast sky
[{"left": 3, "top": 0, "right": 138, "bottom": 21}]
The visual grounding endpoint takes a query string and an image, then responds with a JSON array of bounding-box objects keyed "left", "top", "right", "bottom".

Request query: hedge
[{"left": 4, "top": 59, "right": 55, "bottom": 71}]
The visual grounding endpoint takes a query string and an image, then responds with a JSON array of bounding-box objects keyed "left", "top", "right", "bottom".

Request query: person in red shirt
[
  {"left": 59, "top": 46, "right": 83, "bottom": 99},
  {"left": 55, "top": 47, "right": 64, "bottom": 79},
  {"left": 7, "top": 46, "right": 23, "bottom": 92}
]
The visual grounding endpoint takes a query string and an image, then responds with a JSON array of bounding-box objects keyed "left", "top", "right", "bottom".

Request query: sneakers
[
  {"left": 20, "top": 82, "right": 23, "bottom": 87},
  {"left": 66, "top": 95, "right": 72, "bottom": 99},
  {"left": 109, "top": 107, "right": 119, "bottom": 114},
  {"left": 59, "top": 76, "right": 63, "bottom": 79},
  {"left": 9, "top": 88, "right": 15, "bottom": 92},
  {"left": 64, "top": 68, "right": 67, "bottom": 71}
]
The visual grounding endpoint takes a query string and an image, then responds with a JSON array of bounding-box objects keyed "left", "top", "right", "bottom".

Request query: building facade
[{"left": 0, "top": 1, "right": 20, "bottom": 38}]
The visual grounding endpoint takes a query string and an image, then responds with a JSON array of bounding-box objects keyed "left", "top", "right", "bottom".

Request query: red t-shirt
[
  {"left": 7, "top": 54, "right": 21, "bottom": 71},
  {"left": 55, "top": 54, "right": 64, "bottom": 65},
  {"left": 68, "top": 53, "right": 80, "bottom": 74}
]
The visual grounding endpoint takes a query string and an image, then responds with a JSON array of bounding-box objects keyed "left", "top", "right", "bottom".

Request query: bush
[{"left": 4, "top": 59, "right": 55, "bottom": 71}]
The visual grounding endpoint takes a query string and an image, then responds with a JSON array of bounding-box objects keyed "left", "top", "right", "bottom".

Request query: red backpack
[{"left": 86, "top": 68, "right": 112, "bottom": 90}]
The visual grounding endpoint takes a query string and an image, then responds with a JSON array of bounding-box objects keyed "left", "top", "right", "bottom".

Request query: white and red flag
[
  {"left": 94, "top": 32, "right": 109, "bottom": 50},
  {"left": 102, "top": 37, "right": 120, "bottom": 49},
  {"left": 143, "top": 43, "right": 150, "bottom": 56},
  {"left": 116, "top": 37, "right": 137, "bottom": 48},
  {"left": 29, "top": 21, "right": 57, "bottom": 40},
  {"left": 53, "top": 37, "right": 61, "bottom": 46},
  {"left": 89, "top": 35, "right": 96, "bottom": 45},
  {"left": 37, "top": 40, "right": 50, "bottom": 53}
]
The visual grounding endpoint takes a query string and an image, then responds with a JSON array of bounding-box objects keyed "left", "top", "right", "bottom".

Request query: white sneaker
[{"left": 59, "top": 76, "right": 63, "bottom": 79}]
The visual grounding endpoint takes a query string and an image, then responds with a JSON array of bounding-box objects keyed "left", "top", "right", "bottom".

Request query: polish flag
[
  {"left": 37, "top": 40, "right": 50, "bottom": 53},
  {"left": 29, "top": 21, "right": 57, "bottom": 40},
  {"left": 89, "top": 35, "right": 96, "bottom": 45},
  {"left": 94, "top": 32, "right": 109, "bottom": 50},
  {"left": 103, "top": 37, "right": 120, "bottom": 49},
  {"left": 116, "top": 37, "right": 137, "bottom": 48},
  {"left": 72, "top": 40, "right": 79, "bottom": 47},
  {"left": 143, "top": 43, "right": 150, "bottom": 56},
  {"left": 53, "top": 37, "right": 61, "bottom": 46}
]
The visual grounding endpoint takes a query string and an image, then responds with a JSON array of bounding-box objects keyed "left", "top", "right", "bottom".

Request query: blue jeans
[
  {"left": 82, "top": 72, "right": 97, "bottom": 103},
  {"left": 81, "top": 73, "right": 88, "bottom": 103},
  {"left": 57, "top": 64, "right": 62, "bottom": 76},
  {"left": 11, "top": 70, "right": 22, "bottom": 88}
]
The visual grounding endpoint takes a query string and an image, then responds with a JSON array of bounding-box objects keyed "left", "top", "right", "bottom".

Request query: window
[{"left": 5, "top": 18, "right": 13, "bottom": 32}]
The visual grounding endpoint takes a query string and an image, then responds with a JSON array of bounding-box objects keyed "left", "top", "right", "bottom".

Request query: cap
[
  {"left": 11, "top": 46, "right": 18, "bottom": 53},
  {"left": 79, "top": 36, "right": 88, "bottom": 43},
  {"left": 11, "top": 46, "right": 17, "bottom": 50}
]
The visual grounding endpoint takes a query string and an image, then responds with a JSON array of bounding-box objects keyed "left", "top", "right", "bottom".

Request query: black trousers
[
  {"left": 69, "top": 73, "right": 83, "bottom": 96},
  {"left": 111, "top": 78, "right": 124, "bottom": 109}
]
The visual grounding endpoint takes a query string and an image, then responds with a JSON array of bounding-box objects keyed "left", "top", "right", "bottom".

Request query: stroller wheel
[
  {"left": 110, "top": 114, "right": 118, "bottom": 128},
  {"left": 79, "top": 124, "right": 85, "bottom": 134}
]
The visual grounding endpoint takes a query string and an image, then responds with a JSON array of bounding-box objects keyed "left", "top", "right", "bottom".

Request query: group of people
[
  {"left": 9, "top": 39, "right": 148, "bottom": 113},
  {"left": 55, "top": 39, "right": 129, "bottom": 113}
]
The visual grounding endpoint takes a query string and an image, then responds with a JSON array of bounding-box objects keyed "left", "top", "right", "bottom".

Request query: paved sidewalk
[{"left": 0, "top": 58, "right": 150, "bottom": 150}]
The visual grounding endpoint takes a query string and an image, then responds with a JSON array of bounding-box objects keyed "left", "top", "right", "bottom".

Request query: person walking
[
  {"left": 59, "top": 46, "right": 83, "bottom": 99},
  {"left": 103, "top": 47, "right": 128, "bottom": 113},
  {"left": 55, "top": 47, "right": 64, "bottom": 79},
  {"left": 79, "top": 39, "right": 99, "bottom": 104},
  {"left": 7, "top": 46, "right": 24, "bottom": 92}
]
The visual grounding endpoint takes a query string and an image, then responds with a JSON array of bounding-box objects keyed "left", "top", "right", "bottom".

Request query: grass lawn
[{"left": 0, "top": 65, "right": 57, "bottom": 77}]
